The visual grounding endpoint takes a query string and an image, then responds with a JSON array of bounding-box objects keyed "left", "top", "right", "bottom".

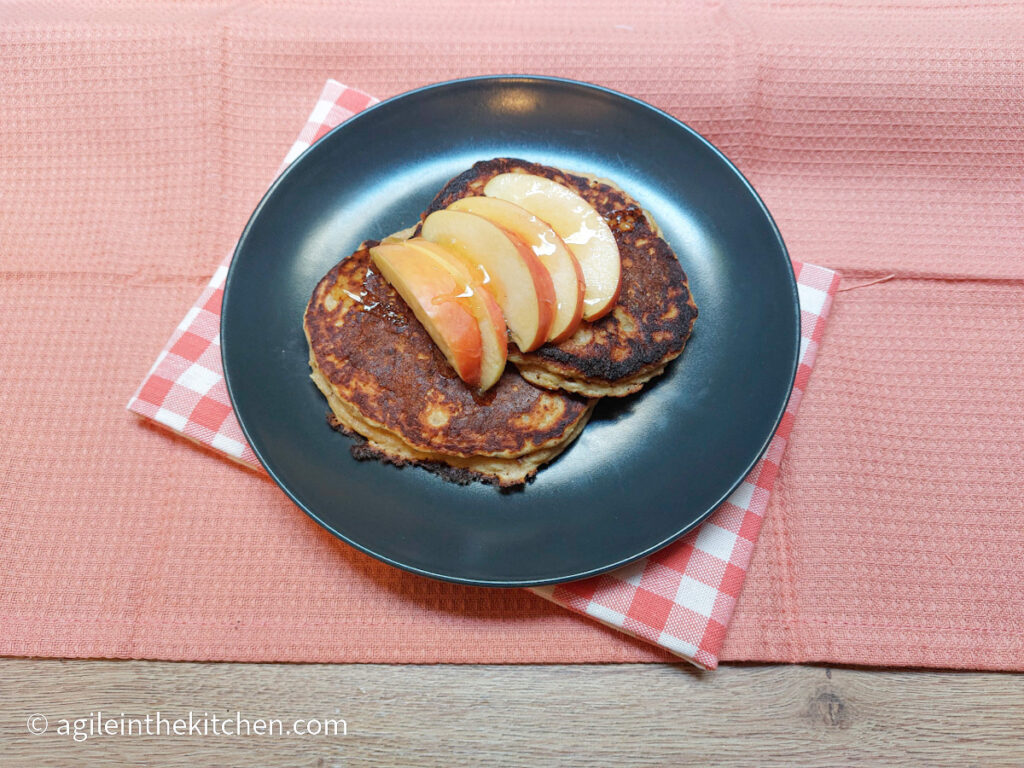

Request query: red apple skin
[
  {"left": 404, "top": 238, "right": 508, "bottom": 391},
  {"left": 493, "top": 224, "right": 555, "bottom": 352},
  {"left": 420, "top": 209, "right": 558, "bottom": 354},
  {"left": 369, "top": 243, "right": 483, "bottom": 388},
  {"left": 483, "top": 172, "right": 623, "bottom": 322},
  {"left": 447, "top": 196, "right": 585, "bottom": 344},
  {"left": 549, "top": 249, "right": 586, "bottom": 343}
]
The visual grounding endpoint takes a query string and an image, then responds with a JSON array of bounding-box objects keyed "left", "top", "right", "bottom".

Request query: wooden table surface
[{"left": 3, "top": 660, "right": 1021, "bottom": 766}]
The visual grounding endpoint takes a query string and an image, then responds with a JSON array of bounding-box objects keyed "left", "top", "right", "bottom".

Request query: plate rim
[{"left": 221, "top": 74, "right": 800, "bottom": 587}]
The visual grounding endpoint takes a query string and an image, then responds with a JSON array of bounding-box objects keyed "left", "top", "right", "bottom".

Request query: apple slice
[
  {"left": 483, "top": 173, "right": 621, "bottom": 321},
  {"left": 369, "top": 242, "right": 483, "bottom": 388},
  {"left": 420, "top": 209, "right": 556, "bottom": 353},
  {"left": 403, "top": 238, "right": 508, "bottom": 391},
  {"left": 447, "top": 196, "right": 585, "bottom": 344}
]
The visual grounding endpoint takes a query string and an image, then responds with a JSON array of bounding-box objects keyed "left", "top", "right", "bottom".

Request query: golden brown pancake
[
  {"left": 304, "top": 243, "right": 595, "bottom": 487},
  {"left": 419, "top": 158, "right": 698, "bottom": 397}
]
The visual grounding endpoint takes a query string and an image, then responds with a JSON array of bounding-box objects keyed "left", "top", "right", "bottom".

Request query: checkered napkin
[{"left": 128, "top": 79, "right": 840, "bottom": 670}]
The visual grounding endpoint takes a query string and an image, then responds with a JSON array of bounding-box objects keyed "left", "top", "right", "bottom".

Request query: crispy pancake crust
[
  {"left": 420, "top": 158, "right": 698, "bottom": 397},
  {"left": 304, "top": 244, "right": 594, "bottom": 485}
]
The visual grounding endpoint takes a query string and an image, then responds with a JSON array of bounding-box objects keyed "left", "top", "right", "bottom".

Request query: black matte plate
[{"left": 222, "top": 76, "right": 799, "bottom": 587}]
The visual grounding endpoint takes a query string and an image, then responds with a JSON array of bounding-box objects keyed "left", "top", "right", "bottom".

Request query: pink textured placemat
[{"left": 2, "top": 1, "right": 1022, "bottom": 669}]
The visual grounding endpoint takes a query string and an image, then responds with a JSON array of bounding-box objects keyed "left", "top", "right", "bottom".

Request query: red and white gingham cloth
[{"left": 128, "top": 79, "right": 839, "bottom": 670}]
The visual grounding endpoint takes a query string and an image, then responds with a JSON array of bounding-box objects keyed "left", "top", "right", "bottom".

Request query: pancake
[
  {"left": 420, "top": 158, "right": 698, "bottom": 397},
  {"left": 304, "top": 242, "right": 595, "bottom": 487}
]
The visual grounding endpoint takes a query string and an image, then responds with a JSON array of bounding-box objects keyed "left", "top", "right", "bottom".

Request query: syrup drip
[
  {"left": 354, "top": 265, "right": 408, "bottom": 328},
  {"left": 430, "top": 285, "right": 475, "bottom": 307},
  {"left": 532, "top": 230, "right": 557, "bottom": 258},
  {"left": 561, "top": 216, "right": 599, "bottom": 246}
]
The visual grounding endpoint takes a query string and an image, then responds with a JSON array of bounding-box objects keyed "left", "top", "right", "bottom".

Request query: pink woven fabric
[
  {"left": 3, "top": 1, "right": 1022, "bottom": 669},
  {"left": 127, "top": 81, "right": 839, "bottom": 669},
  {"left": 127, "top": 81, "right": 379, "bottom": 468}
]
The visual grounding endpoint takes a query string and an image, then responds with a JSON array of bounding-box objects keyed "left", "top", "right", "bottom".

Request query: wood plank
[{"left": 2, "top": 661, "right": 1022, "bottom": 767}]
